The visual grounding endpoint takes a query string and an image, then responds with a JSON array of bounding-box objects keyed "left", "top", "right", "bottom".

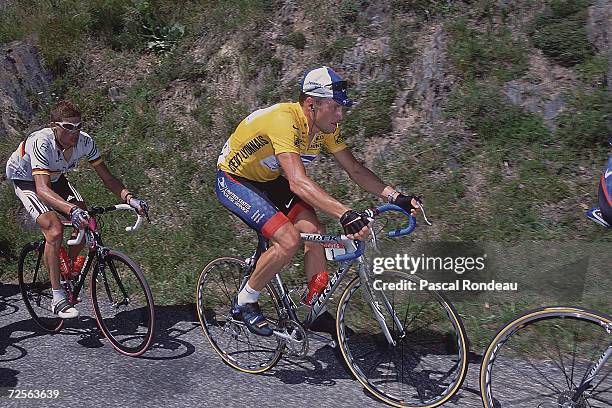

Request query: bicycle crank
[{"left": 274, "top": 319, "right": 308, "bottom": 357}]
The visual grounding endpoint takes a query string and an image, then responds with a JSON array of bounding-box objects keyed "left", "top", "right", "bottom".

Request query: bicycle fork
[
  {"left": 358, "top": 265, "right": 406, "bottom": 347},
  {"left": 97, "top": 251, "right": 130, "bottom": 308},
  {"left": 570, "top": 343, "right": 612, "bottom": 405}
]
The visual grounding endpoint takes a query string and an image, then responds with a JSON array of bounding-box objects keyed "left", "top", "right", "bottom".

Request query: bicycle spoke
[
  {"left": 197, "top": 258, "right": 282, "bottom": 373},
  {"left": 550, "top": 322, "right": 576, "bottom": 391},
  {"left": 91, "top": 251, "right": 154, "bottom": 356},
  {"left": 482, "top": 308, "right": 611, "bottom": 408},
  {"left": 340, "top": 272, "right": 468, "bottom": 406}
]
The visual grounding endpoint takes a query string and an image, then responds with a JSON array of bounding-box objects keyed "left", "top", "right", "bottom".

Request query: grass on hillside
[{"left": 0, "top": 0, "right": 609, "bottom": 349}]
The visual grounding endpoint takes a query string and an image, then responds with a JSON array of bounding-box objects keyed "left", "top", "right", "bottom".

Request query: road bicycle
[
  {"left": 197, "top": 204, "right": 469, "bottom": 407},
  {"left": 18, "top": 204, "right": 155, "bottom": 357},
  {"left": 480, "top": 306, "right": 611, "bottom": 407},
  {"left": 480, "top": 209, "right": 612, "bottom": 407}
]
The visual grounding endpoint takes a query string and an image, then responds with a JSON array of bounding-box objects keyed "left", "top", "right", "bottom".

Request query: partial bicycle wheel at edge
[
  {"left": 196, "top": 257, "right": 283, "bottom": 374},
  {"left": 480, "top": 306, "right": 612, "bottom": 408},
  {"left": 18, "top": 241, "right": 64, "bottom": 333},
  {"left": 337, "top": 271, "right": 469, "bottom": 408},
  {"left": 90, "top": 250, "right": 155, "bottom": 357}
]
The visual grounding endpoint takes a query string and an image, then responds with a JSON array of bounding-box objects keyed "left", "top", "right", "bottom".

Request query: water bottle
[
  {"left": 72, "top": 255, "right": 86, "bottom": 276},
  {"left": 302, "top": 271, "right": 329, "bottom": 306},
  {"left": 59, "top": 246, "right": 71, "bottom": 278}
]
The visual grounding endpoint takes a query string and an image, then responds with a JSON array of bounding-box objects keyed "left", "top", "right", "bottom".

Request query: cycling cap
[{"left": 301, "top": 66, "right": 353, "bottom": 107}]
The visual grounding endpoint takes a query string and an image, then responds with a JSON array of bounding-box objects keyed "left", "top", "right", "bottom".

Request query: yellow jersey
[{"left": 217, "top": 102, "right": 347, "bottom": 182}]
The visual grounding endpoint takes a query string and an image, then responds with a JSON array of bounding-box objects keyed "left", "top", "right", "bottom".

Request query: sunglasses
[{"left": 55, "top": 121, "right": 83, "bottom": 132}]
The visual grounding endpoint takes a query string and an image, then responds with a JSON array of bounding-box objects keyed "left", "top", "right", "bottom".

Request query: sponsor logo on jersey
[
  {"left": 251, "top": 209, "right": 265, "bottom": 223},
  {"left": 217, "top": 177, "right": 252, "bottom": 213},
  {"left": 293, "top": 125, "right": 303, "bottom": 148},
  {"left": 260, "top": 155, "right": 280, "bottom": 171},
  {"left": 335, "top": 132, "right": 344, "bottom": 145},
  {"left": 227, "top": 135, "right": 270, "bottom": 172}
]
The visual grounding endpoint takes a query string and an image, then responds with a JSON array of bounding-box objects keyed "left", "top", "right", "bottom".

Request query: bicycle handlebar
[
  {"left": 330, "top": 204, "right": 417, "bottom": 262},
  {"left": 333, "top": 240, "right": 365, "bottom": 262},
  {"left": 67, "top": 204, "right": 144, "bottom": 246},
  {"left": 375, "top": 204, "right": 417, "bottom": 237}
]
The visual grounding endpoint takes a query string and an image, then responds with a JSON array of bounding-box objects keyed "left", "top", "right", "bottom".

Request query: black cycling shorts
[{"left": 12, "top": 175, "right": 83, "bottom": 221}]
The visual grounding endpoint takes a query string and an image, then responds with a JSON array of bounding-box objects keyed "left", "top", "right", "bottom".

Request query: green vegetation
[
  {"left": 446, "top": 20, "right": 528, "bottom": 81},
  {"left": 389, "top": 20, "right": 418, "bottom": 66},
  {"left": 447, "top": 80, "right": 550, "bottom": 147},
  {"left": 283, "top": 32, "right": 307, "bottom": 50},
  {"left": 528, "top": 0, "right": 594, "bottom": 67},
  {"left": 556, "top": 89, "right": 611, "bottom": 149},
  {"left": 320, "top": 35, "right": 358, "bottom": 64},
  {"left": 0, "top": 0, "right": 609, "bottom": 344}
]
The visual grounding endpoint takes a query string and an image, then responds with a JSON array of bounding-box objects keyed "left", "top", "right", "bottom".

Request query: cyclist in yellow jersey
[{"left": 216, "top": 66, "right": 420, "bottom": 336}]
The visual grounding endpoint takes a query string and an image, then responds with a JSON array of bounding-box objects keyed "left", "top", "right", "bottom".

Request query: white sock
[
  {"left": 237, "top": 282, "right": 260, "bottom": 305},
  {"left": 52, "top": 289, "right": 66, "bottom": 304}
]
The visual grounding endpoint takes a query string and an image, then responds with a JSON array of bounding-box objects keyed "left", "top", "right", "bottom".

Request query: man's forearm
[
  {"left": 37, "top": 187, "right": 77, "bottom": 214},
  {"left": 102, "top": 176, "right": 128, "bottom": 201},
  {"left": 290, "top": 177, "right": 350, "bottom": 219},
  {"left": 349, "top": 165, "right": 397, "bottom": 201}
]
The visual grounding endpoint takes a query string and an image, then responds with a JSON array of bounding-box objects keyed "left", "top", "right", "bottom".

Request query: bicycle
[
  {"left": 479, "top": 306, "right": 611, "bottom": 407},
  {"left": 18, "top": 204, "right": 156, "bottom": 357},
  {"left": 197, "top": 204, "right": 469, "bottom": 407}
]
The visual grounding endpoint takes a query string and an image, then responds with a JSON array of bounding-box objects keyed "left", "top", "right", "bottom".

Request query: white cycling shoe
[{"left": 52, "top": 298, "right": 80, "bottom": 319}]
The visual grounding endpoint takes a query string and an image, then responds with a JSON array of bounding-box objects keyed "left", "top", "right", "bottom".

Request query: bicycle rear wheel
[
  {"left": 18, "top": 241, "right": 64, "bottom": 332},
  {"left": 90, "top": 250, "right": 155, "bottom": 357},
  {"left": 480, "top": 306, "right": 612, "bottom": 408},
  {"left": 337, "top": 271, "right": 469, "bottom": 408},
  {"left": 196, "top": 257, "right": 283, "bottom": 374}
]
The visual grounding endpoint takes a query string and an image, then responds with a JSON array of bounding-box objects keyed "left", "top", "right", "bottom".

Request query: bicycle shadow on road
[
  {"left": 263, "top": 329, "right": 473, "bottom": 406},
  {"left": 138, "top": 303, "right": 199, "bottom": 361},
  {"left": 65, "top": 303, "right": 201, "bottom": 360},
  {"left": 0, "top": 283, "right": 51, "bottom": 363}
]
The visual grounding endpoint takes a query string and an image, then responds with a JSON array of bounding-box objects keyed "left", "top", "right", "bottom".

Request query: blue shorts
[
  {"left": 598, "top": 155, "right": 612, "bottom": 224},
  {"left": 215, "top": 170, "right": 314, "bottom": 239},
  {"left": 599, "top": 176, "right": 612, "bottom": 224}
]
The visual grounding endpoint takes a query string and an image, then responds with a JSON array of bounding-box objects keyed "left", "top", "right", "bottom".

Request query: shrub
[{"left": 528, "top": 0, "right": 594, "bottom": 67}]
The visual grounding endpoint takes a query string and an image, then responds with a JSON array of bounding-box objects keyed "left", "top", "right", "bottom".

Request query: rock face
[
  {"left": 0, "top": 40, "right": 52, "bottom": 139},
  {"left": 587, "top": 0, "right": 612, "bottom": 90}
]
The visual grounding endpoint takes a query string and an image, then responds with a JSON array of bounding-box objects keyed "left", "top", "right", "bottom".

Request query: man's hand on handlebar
[{"left": 340, "top": 210, "right": 371, "bottom": 240}]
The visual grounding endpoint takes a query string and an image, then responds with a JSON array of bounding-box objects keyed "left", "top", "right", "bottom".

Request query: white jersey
[{"left": 5, "top": 128, "right": 103, "bottom": 182}]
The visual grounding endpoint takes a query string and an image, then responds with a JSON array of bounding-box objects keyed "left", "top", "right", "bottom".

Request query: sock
[
  {"left": 52, "top": 289, "right": 66, "bottom": 304},
  {"left": 237, "top": 282, "right": 260, "bottom": 306}
]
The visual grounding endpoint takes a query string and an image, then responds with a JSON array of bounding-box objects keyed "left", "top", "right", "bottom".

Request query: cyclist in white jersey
[{"left": 5, "top": 100, "right": 149, "bottom": 318}]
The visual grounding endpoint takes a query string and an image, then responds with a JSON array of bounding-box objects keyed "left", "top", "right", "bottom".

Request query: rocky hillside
[{"left": 0, "top": 0, "right": 610, "bottom": 304}]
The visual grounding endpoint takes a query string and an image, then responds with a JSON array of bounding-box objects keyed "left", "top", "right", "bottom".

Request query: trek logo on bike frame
[{"left": 299, "top": 233, "right": 357, "bottom": 325}]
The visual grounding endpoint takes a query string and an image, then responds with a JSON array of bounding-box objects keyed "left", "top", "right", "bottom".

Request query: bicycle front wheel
[
  {"left": 480, "top": 306, "right": 612, "bottom": 408},
  {"left": 196, "top": 257, "right": 283, "bottom": 374},
  {"left": 337, "top": 271, "right": 469, "bottom": 408},
  {"left": 90, "top": 250, "right": 155, "bottom": 357},
  {"left": 18, "top": 241, "right": 64, "bottom": 332}
]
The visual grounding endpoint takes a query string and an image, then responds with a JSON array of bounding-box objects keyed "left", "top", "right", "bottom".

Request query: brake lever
[{"left": 416, "top": 201, "right": 432, "bottom": 226}]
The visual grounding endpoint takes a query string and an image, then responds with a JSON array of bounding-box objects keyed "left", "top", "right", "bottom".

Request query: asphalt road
[{"left": 0, "top": 283, "right": 484, "bottom": 408}]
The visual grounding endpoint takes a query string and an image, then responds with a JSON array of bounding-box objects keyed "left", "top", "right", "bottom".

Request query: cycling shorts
[
  {"left": 12, "top": 175, "right": 83, "bottom": 222},
  {"left": 215, "top": 170, "right": 314, "bottom": 239},
  {"left": 598, "top": 177, "right": 612, "bottom": 224}
]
